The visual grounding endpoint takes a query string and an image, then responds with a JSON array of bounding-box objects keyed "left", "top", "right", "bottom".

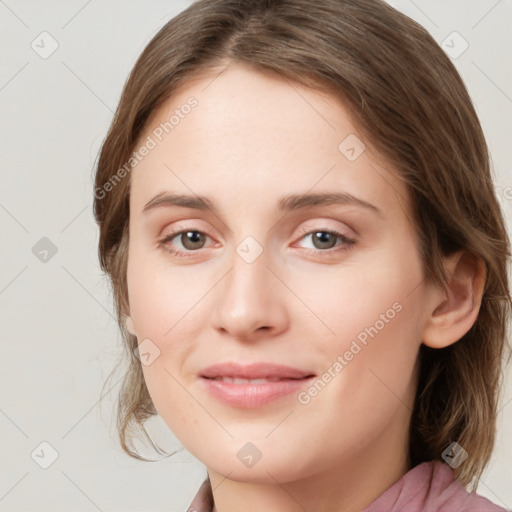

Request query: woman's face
[{"left": 125, "top": 62, "right": 432, "bottom": 484}]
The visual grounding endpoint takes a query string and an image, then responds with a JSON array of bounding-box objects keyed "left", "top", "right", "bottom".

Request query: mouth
[
  {"left": 199, "top": 362, "right": 316, "bottom": 408},
  {"left": 203, "top": 376, "right": 308, "bottom": 384},
  {"left": 200, "top": 361, "right": 315, "bottom": 380}
]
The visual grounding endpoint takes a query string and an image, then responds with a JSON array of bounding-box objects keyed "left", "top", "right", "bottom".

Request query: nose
[{"left": 211, "top": 246, "right": 289, "bottom": 343}]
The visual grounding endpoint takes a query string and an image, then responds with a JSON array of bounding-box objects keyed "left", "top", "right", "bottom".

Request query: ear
[
  {"left": 123, "top": 314, "right": 137, "bottom": 337},
  {"left": 422, "top": 250, "right": 486, "bottom": 349}
]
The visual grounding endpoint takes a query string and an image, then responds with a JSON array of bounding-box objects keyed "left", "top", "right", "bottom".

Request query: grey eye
[
  {"left": 179, "top": 231, "right": 207, "bottom": 250},
  {"left": 309, "top": 231, "right": 338, "bottom": 250}
]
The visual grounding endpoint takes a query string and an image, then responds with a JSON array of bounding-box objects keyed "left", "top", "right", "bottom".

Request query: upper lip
[{"left": 200, "top": 362, "right": 315, "bottom": 380}]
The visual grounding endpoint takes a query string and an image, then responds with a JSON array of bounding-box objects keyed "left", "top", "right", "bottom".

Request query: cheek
[
  {"left": 292, "top": 288, "right": 421, "bottom": 468},
  {"left": 292, "top": 245, "right": 423, "bottom": 350},
  {"left": 292, "top": 243, "right": 424, "bottom": 409},
  {"left": 126, "top": 252, "right": 212, "bottom": 419},
  {"left": 126, "top": 249, "right": 207, "bottom": 339}
]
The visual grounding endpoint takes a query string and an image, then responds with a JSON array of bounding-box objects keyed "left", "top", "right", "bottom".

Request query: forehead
[{"left": 130, "top": 63, "right": 411, "bottom": 221}]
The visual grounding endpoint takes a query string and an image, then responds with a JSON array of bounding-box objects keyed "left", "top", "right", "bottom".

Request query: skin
[{"left": 124, "top": 61, "right": 486, "bottom": 512}]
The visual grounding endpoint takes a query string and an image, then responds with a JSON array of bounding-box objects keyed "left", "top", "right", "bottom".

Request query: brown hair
[{"left": 93, "top": 0, "right": 511, "bottom": 489}]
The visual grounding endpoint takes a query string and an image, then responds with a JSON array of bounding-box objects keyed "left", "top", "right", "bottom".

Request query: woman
[{"left": 93, "top": 0, "right": 511, "bottom": 510}]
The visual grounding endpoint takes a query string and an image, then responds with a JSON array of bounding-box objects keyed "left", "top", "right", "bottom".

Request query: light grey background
[{"left": 0, "top": 1, "right": 511, "bottom": 511}]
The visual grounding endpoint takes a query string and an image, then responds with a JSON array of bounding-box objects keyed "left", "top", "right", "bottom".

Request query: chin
[{"left": 203, "top": 446, "right": 318, "bottom": 484}]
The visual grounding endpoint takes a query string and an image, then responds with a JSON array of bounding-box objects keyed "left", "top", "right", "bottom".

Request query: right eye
[{"left": 158, "top": 229, "right": 215, "bottom": 257}]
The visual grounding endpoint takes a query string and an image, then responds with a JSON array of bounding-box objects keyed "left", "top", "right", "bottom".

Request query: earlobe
[
  {"left": 123, "top": 315, "right": 137, "bottom": 337},
  {"left": 422, "top": 250, "right": 486, "bottom": 349}
]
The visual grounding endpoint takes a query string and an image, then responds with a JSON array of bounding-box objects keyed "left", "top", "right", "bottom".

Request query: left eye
[{"left": 294, "top": 229, "right": 355, "bottom": 252}]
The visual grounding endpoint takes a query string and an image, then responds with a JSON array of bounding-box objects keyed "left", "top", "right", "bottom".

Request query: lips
[
  {"left": 200, "top": 362, "right": 315, "bottom": 380},
  {"left": 199, "top": 362, "right": 316, "bottom": 408}
]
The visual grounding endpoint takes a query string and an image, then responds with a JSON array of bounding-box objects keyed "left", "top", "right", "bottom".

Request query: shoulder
[
  {"left": 186, "top": 478, "right": 214, "bottom": 512},
  {"left": 364, "top": 460, "right": 509, "bottom": 512},
  {"left": 431, "top": 461, "right": 508, "bottom": 512}
]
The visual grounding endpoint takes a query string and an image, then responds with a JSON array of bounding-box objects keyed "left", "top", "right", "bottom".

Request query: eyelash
[{"left": 158, "top": 226, "right": 356, "bottom": 258}]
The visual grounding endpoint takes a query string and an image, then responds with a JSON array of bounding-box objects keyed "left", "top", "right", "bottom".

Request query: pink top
[{"left": 186, "top": 460, "right": 509, "bottom": 511}]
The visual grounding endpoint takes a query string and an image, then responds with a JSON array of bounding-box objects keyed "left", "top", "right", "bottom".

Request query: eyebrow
[{"left": 142, "top": 191, "right": 382, "bottom": 217}]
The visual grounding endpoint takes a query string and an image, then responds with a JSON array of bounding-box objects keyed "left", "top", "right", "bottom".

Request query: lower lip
[{"left": 200, "top": 377, "right": 315, "bottom": 408}]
